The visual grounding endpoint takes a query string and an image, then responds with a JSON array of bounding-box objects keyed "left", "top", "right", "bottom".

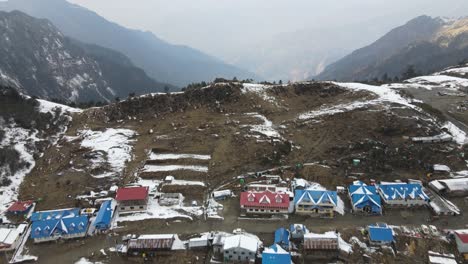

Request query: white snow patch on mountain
[
  {"left": 405, "top": 75, "right": 468, "bottom": 90},
  {"left": 243, "top": 112, "right": 283, "bottom": 139},
  {"left": 149, "top": 153, "right": 211, "bottom": 160},
  {"left": 142, "top": 165, "right": 208, "bottom": 173},
  {"left": 36, "top": 99, "right": 82, "bottom": 114},
  {"left": 241, "top": 83, "right": 277, "bottom": 105},
  {"left": 0, "top": 126, "right": 38, "bottom": 215},
  {"left": 79, "top": 128, "right": 136, "bottom": 178}
]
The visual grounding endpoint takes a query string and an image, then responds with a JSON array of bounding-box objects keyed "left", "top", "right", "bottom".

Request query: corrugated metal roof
[
  {"left": 127, "top": 235, "right": 175, "bottom": 250},
  {"left": 31, "top": 216, "right": 89, "bottom": 239},
  {"left": 94, "top": 200, "right": 113, "bottom": 230},
  {"left": 368, "top": 224, "right": 393, "bottom": 242},
  {"left": 115, "top": 186, "right": 149, "bottom": 201}
]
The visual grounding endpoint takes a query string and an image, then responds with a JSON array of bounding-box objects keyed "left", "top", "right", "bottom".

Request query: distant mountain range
[
  {"left": 317, "top": 15, "right": 468, "bottom": 81},
  {"left": 0, "top": 0, "right": 256, "bottom": 87},
  {"left": 0, "top": 10, "right": 169, "bottom": 102}
]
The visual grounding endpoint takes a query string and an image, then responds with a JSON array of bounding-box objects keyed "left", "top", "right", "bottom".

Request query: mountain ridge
[
  {"left": 317, "top": 15, "right": 468, "bottom": 81},
  {"left": 0, "top": 0, "right": 257, "bottom": 86},
  {"left": 0, "top": 10, "right": 171, "bottom": 102}
]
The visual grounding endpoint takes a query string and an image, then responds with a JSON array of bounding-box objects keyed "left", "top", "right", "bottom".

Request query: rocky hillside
[
  {"left": 0, "top": 86, "right": 80, "bottom": 213},
  {"left": 5, "top": 64, "right": 467, "bottom": 212},
  {"left": 317, "top": 16, "right": 468, "bottom": 82},
  {"left": 0, "top": 10, "right": 170, "bottom": 103},
  {"left": 0, "top": 0, "right": 256, "bottom": 87}
]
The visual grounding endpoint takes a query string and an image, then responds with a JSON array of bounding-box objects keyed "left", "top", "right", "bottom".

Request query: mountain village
[
  {"left": 0, "top": 1, "right": 467, "bottom": 263},
  {"left": 1, "top": 63, "right": 468, "bottom": 263}
]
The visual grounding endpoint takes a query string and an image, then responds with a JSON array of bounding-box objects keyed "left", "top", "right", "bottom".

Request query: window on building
[
  {"left": 130, "top": 206, "right": 134, "bottom": 210},
  {"left": 139, "top": 206, "right": 144, "bottom": 209},
  {"left": 121, "top": 207, "right": 125, "bottom": 210},
  {"left": 241, "top": 252, "right": 244, "bottom": 255}
]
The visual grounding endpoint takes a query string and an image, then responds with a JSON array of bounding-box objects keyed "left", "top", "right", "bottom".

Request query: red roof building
[
  {"left": 240, "top": 191, "right": 290, "bottom": 215},
  {"left": 7, "top": 201, "right": 34, "bottom": 215},
  {"left": 454, "top": 230, "right": 468, "bottom": 254},
  {"left": 115, "top": 187, "right": 149, "bottom": 213},
  {"left": 116, "top": 186, "right": 149, "bottom": 201}
]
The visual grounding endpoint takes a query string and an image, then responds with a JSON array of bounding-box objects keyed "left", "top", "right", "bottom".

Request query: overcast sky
[{"left": 68, "top": 0, "right": 468, "bottom": 61}]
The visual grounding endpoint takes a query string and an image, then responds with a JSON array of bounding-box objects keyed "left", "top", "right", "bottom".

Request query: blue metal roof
[
  {"left": 378, "top": 183, "right": 429, "bottom": 201},
  {"left": 94, "top": 200, "right": 113, "bottom": 230},
  {"left": 31, "top": 215, "right": 89, "bottom": 239},
  {"left": 294, "top": 190, "right": 337, "bottom": 206},
  {"left": 368, "top": 224, "right": 393, "bottom": 242},
  {"left": 274, "top": 228, "right": 289, "bottom": 247},
  {"left": 262, "top": 244, "right": 291, "bottom": 264},
  {"left": 348, "top": 182, "right": 382, "bottom": 213},
  {"left": 31, "top": 208, "right": 80, "bottom": 222}
]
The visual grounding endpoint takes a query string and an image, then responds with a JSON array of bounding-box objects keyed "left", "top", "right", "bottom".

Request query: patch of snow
[
  {"left": 142, "top": 165, "right": 208, "bottom": 173},
  {"left": 439, "top": 66, "right": 468, "bottom": 76},
  {"left": 335, "top": 196, "right": 345, "bottom": 215},
  {"left": 36, "top": 99, "right": 82, "bottom": 114},
  {"left": 116, "top": 196, "right": 203, "bottom": 223},
  {"left": 0, "top": 127, "right": 38, "bottom": 215},
  {"left": 299, "top": 82, "right": 417, "bottom": 121},
  {"left": 80, "top": 128, "right": 136, "bottom": 178},
  {"left": 298, "top": 100, "right": 372, "bottom": 120},
  {"left": 149, "top": 153, "right": 211, "bottom": 160},
  {"left": 244, "top": 113, "right": 283, "bottom": 139},
  {"left": 241, "top": 83, "right": 277, "bottom": 105},
  {"left": 338, "top": 233, "right": 353, "bottom": 254},
  {"left": 443, "top": 122, "right": 466, "bottom": 145},
  {"left": 74, "top": 258, "right": 103, "bottom": 264},
  {"left": 167, "top": 179, "right": 206, "bottom": 187}
]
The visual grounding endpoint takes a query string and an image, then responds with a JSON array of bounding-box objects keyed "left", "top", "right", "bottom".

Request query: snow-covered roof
[
  {"left": 428, "top": 251, "right": 457, "bottom": 264},
  {"left": 138, "top": 234, "right": 175, "bottom": 240},
  {"left": 433, "top": 178, "right": 468, "bottom": 192},
  {"left": 304, "top": 232, "right": 338, "bottom": 240},
  {"left": 294, "top": 189, "right": 337, "bottom": 206},
  {"left": 223, "top": 234, "right": 259, "bottom": 252},
  {"left": 433, "top": 164, "right": 451, "bottom": 172},
  {"left": 377, "top": 182, "right": 429, "bottom": 201},
  {"left": 0, "top": 227, "right": 20, "bottom": 246}
]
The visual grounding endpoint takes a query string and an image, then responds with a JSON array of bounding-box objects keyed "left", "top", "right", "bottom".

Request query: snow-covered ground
[
  {"left": 243, "top": 112, "right": 283, "bottom": 139},
  {"left": 116, "top": 195, "right": 203, "bottom": 222},
  {"left": 36, "top": 99, "right": 83, "bottom": 114},
  {"left": 299, "top": 82, "right": 416, "bottom": 121},
  {"left": 442, "top": 122, "right": 467, "bottom": 145},
  {"left": 142, "top": 165, "right": 208, "bottom": 173},
  {"left": 80, "top": 128, "right": 136, "bottom": 178},
  {"left": 74, "top": 258, "right": 103, "bottom": 264},
  {"left": 0, "top": 126, "right": 39, "bottom": 215},
  {"left": 241, "top": 83, "right": 277, "bottom": 105},
  {"left": 403, "top": 75, "right": 468, "bottom": 91},
  {"left": 439, "top": 65, "right": 468, "bottom": 76},
  {"left": 149, "top": 153, "right": 211, "bottom": 160},
  {"left": 115, "top": 179, "right": 204, "bottom": 223}
]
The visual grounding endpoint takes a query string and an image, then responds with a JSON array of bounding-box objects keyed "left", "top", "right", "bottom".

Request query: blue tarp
[
  {"left": 262, "top": 244, "right": 291, "bottom": 264},
  {"left": 274, "top": 228, "right": 289, "bottom": 247},
  {"left": 94, "top": 200, "right": 113, "bottom": 230},
  {"left": 368, "top": 224, "right": 393, "bottom": 243}
]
